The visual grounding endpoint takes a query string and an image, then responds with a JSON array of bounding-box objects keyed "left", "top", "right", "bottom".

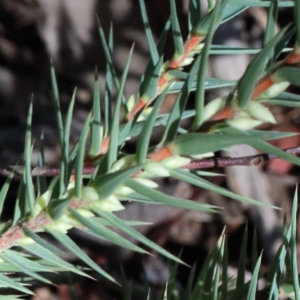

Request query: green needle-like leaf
[
  {"left": 136, "top": 87, "right": 168, "bottom": 164},
  {"left": 169, "top": 169, "right": 276, "bottom": 208},
  {"left": 46, "top": 229, "right": 118, "bottom": 284},
  {"left": 68, "top": 208, "right": 146, "bottom": 253},
  {"left": 37, "top": 132, "right": 47, "bottom": 196},
  {"left": 138, "top": 0, "right": 159, "bottom": 64},
  {"left": 50, "top": 62, "right": 64, "bottom": 145},
  {"left": 92, "top": 209, "right": 188, "bottom": 265},
  {"left": 24, "top": 103, "right": 35, "bottom": 217},
  {"left": 192, "top": 0, "right": 222, "bottom": 130},
  {"left": 0, "top": 171, "right": 13, "bottom": 218},
  {"left": 23, "top": 243, "right": 90, "bottom": 278},
  {"left": 189, "top": 0, "right": 201, "bottom": 32},
  {"left": 274, "top": 67, "right": 300, "bottom": 87},
  {"left": 221, "top": 4, "right": 248, "bottom": 23},
  {"left": 172, "top": 133, "right": 256, "bottom": 156},
  {"left": 0, "top": 250, "right": 53, "bottom": 285},
  {"left": 47, "top": 197, "right": 73, "bottom": 221},
  {"left": 107, "top": 46, "right": 134, "bottom": 170},
  {"left": 294, "top": 0, "right": 300, "bottom": 49},
  {"left": 60, "top": 90, "right": 76, "bottom": 196},
  {"left": 237, "top": 27, "right": 287, "bottom": 107},
  {"left": 0, "top": 272, "right": 33, "bottom": 295},
  {"left": 290, "top": 187, "right": 300, "bottom": 300},
  {"left": 264, "top": 0, "right": 278, "bottom": 46},
  {"left": 170, "top": 0, "right": 184, "bottom": 59},
  {"left": 90, "top": 70, "right": 102, "bottom": 157},
  {"left": 75, "top": 113, "right": 91, "bottom": 198},
  {"left": 125, "top": 179, "right": 218, "bottom": 212},
  {"left": 93, "top": 166, "right": 140, "bottom": 199},
  {"left": 237, "top": 225, "right": 247, "bottom": 289},
  {"left": 22, "top": 226, "right": 65, "bottom": 257},
  {"left": 246, "top": 253, "right": 262, "bottom": 300},
  {"left": 140, "top": 56, "right": 163, "bottom": 102},
  {"left": 160, "top": 55, "right": 201, "bottom": 146}
]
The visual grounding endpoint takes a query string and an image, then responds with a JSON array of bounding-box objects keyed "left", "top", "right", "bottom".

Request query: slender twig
[
  {"left": 183, "top": 146, "right": 300, "bottom": 169},
  {"left": 1, "top": 145, "right": 300, "bottom": 178}
]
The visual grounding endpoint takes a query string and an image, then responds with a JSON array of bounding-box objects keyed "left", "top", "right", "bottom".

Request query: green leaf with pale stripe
[
  {"left": 290, "top": 187, "right": 300, "bottom": 299},
  {"left": 294, "top": 0, "right": 300, "bottom": 49},
  {"left": 172, "top": 133, "right": 256, "bottom": 156},
  {"left": 47, "top": 229, "right": 118, "bottom": 283},
  {"left": 68, "top": 208, "right": 147, "bottom": 253},
  {"left": 192, "top": 0, "right": 223, "bottom": 130},
  {"left": 22, "top": 243, "right": 89, "bottom": 278},
  {"left": 107, "top": 46, "right": 134, "bottom": 170},
  {"left": 237, "top": 27, "right": 287, "bottom": 107},
  {"left": 170, "top": 0, "right": 184, "bottom": 58},
  {"left": 93, "top": 166, "right": 141, "bottom": 199},
  {"left": 60, "top": 90, "right": 76, "bottom": 196},
  {"left": 37, "top": 132, "right": 47, "bottom": 196},
  {"left": 136, "top": 88, "right": 168, "bottom": 164},
  {"left": 50, "top": 62, "right": 64, "bottom": 144},
  {"left": 221, "top": 4, "right": 248, "bottom": 23},
  {"left": 274, "top": 67, "right": 300, "bottom": 87},
  {"left": 189, "top": 0, "right": 201, "bottom": 32},
  {"left": 97, "top": 18, "right": 125, "bottom": 107},
  {"left": 47, "top": 197, "right": 73, "bottom": 221},
  {"left": 0, "top": 250, "right": 52, "bottom": 284},
  {"left": 169, "top": 169, "right": 276, "bottom": 208},
  {"left": 159, "top": 56, "right": 201, "bottom": 146},
  {"left": 138, "top": 0, "right": 159, "bottom": 64},
  {"left": 23, "top": 226, "right": 65, "bottom": 257},
  {"left": 90, "top": 70, "right": 102, "bottom": 157},
  {"left": 75, "top": 113, "right": 91, "bottom": 198},
  {"left": 0, "top": 273, "right": 33, "bottom": 295},
  {"left": 24, "top": 103, "right": 35, "bottom": 217},
  {"left": 228, "top": 1, "right": 293, "bottom": 7},
  {"left": 140, "top": 56, "right": 163, "bottom": 101},
  {"left": 91, "top": 209, "right": 188, "bottom": 265},
  {"left": 169, "top": 77, "right": 236, "bottom": 93},
  {"left": 264, "top": 0, "right": 278, "bottom": 46},
  {"left": 192, "top": 0, "right": 227, "bottom": 36},
  {"left": 0, "top": 171, "right": 13, "bottom": 218},
  {"left": 237, "top": 226, "right": 247, "bottom": 289},
  {"left": 246, "top": 254, "right": 262, "bottom": 300},
  {"left": 125, "top": 179, "right": 218, "bottom": 212}
]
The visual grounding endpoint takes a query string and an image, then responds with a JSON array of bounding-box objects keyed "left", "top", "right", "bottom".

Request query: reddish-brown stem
[
  {"left": 182, "top": 146, "right": 300, "bottom": 169},
  {"left": 0, "top": 199, "right": 84, "bottom": 250},
  {"left": 2, "top": 145, "right": 300, "bottom": 178}
]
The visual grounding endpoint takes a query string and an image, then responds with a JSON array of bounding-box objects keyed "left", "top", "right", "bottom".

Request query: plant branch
[{"left": 1, "top": 145, "right": 300, "bottom": 178}]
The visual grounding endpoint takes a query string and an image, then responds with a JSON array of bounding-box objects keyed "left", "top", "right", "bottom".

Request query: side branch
[
  {"left": 182, "top": 146, "right": 300, "bottom": 169},
  {"left": 1, "top": 146, "right": 300, "bottom": 178}
]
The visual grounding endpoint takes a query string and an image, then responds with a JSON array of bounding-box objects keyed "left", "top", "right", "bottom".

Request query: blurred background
[{"left": 0, "top": 1, "right": 298, "bottom": 299}]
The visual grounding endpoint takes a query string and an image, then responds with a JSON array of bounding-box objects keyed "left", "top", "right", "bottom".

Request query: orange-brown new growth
[
  {"left": 283, "top": 51, "right": 300, "bottom": 65},
  {"left": 127, "top": 99, "right": 147, "bottom": 121},
  {"left": 251, "top": 76, "right": 274, "bottom": 100},
  {"left": 148, "top": 146, "right": 173, "bottom": 162},
  {"left": 210, "top": 75, "right": 275, "bottom": 122},
  {"left": 168, "top": 36, "right": 203, "bottom": 69},
  {"left": 100, "top": 136, "right": 110, "bottom": 154},
  {"left": 211, "top": 106, "right": 235, "bottom": 121},
  {"left": 157, "top": 74, "right": 169, "bottom": 92}
]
